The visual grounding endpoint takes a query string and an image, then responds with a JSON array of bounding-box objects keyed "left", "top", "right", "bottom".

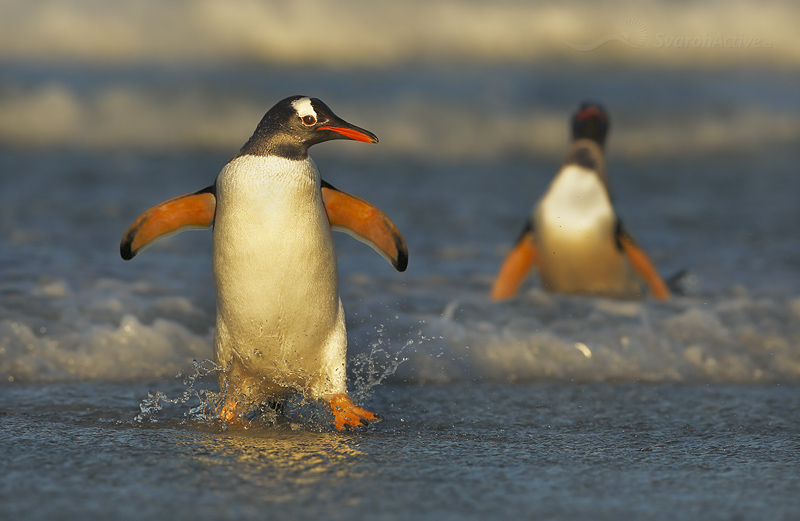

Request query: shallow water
[
  {"left": 2, "top": 1, "right": 800, "bottom": 519},
  {"left": 2, "top": 381, "right": 799, "bottom": 520},
  {"left": 3, "top": 146, "right": 799, "bottom": 386}
]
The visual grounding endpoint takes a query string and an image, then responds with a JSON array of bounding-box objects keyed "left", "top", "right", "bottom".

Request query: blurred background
[
  {"left": 0, "top": 0, "right": 797, "bottom": 156},
  {"left": 1, "top": 0, "right": 799, "bottom": 384}
]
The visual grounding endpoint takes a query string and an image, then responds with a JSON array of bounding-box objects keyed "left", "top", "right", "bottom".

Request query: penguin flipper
[
  {"left": 490, "top": 221, "right": 538, "bottom": 301},
  {"left": 120, "top": 185, "right": 216, "bottom": 260},
  {"left": 616, "top": 225, "right": 670, "bottom": 300},
  {"left": 321, "top": 181, "right": 408, "bottom": 272}
]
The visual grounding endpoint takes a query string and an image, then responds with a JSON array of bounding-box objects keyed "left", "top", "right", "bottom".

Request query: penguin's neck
[{"left": 217, "top": 154, "right": 319, "bottom": 201}]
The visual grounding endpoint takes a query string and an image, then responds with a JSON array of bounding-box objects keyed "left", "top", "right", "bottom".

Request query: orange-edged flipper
[
  {"left": 120, "top": 185, "right": 216, "bottom": 260},
  {"left": 329, "top": 393, "right": 382, "bottom": 431},
  {"left": 616, "top": 225, "right": 670, "bottom": 301},
  {"left": 321, "top": 180, "right": 408, "bottom": 272},
  {"left": 490, "top": 221, "right": 538, "bottom": 301}
]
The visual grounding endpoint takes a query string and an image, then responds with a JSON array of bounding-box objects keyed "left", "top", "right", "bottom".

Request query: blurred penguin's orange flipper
[{"left": 491, "top": 224, "right": 538, "bottom": 301}]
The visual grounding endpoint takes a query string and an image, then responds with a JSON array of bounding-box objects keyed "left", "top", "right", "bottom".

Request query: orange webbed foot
[
  {"left": 217, "top": 396, "right": 251, "bottom": 428},
  {"left": 329, "top": 394, "right": 382, "bottom": 431}
]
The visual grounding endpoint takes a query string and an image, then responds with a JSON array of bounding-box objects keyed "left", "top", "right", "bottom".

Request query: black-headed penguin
[
  {"left": 121, "top": 96, "right": 408, "bottom": 430},
  {"left": 491, "top": 102, "right": 669, "bottom": 301}
]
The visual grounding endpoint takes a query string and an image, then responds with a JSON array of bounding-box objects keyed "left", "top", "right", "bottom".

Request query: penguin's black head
[
  {"left": 571, "top": 102, "right": 610, "bottom": 147},
  {"left": 237, "top": 95, "right": 378, "bottom": 160}
]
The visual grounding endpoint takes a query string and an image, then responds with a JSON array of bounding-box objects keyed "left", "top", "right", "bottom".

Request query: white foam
[
  {"left": 1, "top": 268, "right": 799, "bottom": 385},
  {"left": 0, "top": 315, "right": 212, "bottom": 383},
  {"left": 336, "top": 277, "right": 800, "bottom": 386},
  {"left": 0, "top": 84, "right": 796, "bottom": 159}
]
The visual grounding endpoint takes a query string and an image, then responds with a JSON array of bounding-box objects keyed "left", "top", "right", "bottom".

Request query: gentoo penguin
[
  {"left": 491, "top": 102, "right": 669, "bottom": 301},
  {"left": 120, "top": 96, "right": 408, "bottom": 430}
]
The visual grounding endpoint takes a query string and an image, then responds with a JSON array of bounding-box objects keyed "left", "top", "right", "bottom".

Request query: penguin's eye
[{"left": 302, "top": 115, "right": 317, "bottom": 126}]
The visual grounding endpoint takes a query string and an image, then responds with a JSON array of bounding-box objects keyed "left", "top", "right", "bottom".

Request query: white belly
[
  {"left": 537, "top": 165, "right": 615, "bottom": 235},
  {"left": 212, "top": 155, "right": 347, "bottom": 401},
  {"left": 535, "top": 165, "right": 641, "bottom": 297}
]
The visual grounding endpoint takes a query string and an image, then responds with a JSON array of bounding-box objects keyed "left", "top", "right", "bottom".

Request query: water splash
[
  {"left": 349, "top": 321, "right": 439, "bottom": 403},
  {"left": 133, "top": 358, "right": 221, "bottom": 424},
  {"left": 131, "top": 357, "right": 350, "bottom": 431}
]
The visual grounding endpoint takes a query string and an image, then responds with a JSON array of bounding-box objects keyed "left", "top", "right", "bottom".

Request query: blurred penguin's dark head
[{"left": 571, "top": 102, "right": 610, "bottom": 147}]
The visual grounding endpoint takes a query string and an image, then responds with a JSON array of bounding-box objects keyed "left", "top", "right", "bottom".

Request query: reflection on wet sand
[{"left": 181, "top": 427, "right": 367, "bottom": 496}]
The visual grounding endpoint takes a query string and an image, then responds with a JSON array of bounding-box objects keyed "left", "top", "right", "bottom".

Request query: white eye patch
[{"left": 291, "top": 97, "right": 317, "bottom": 120}]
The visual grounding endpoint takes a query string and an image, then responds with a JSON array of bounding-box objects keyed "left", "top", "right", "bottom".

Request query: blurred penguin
[{"left": 491, "top": 102, "right": 670, "bottom": 301}]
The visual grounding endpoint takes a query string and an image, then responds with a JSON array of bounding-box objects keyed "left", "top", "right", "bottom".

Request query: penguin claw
[{"left": 329, "top": 394, "right": 382, "bottom": 431}]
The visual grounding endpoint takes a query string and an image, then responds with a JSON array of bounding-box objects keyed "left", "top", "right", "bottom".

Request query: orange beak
[{"left": 318, "top": 125, "right": 378, "bottom": 143}]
